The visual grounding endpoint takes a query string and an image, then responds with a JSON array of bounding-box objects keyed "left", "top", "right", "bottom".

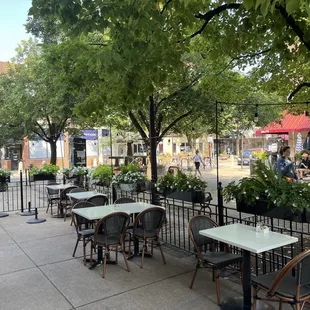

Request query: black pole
[
  {"left": 35, "top": 208, "right": 38, "bottom": 220},
  {"left": 20, "top": 170, "right": 24, "bottom": 213},
  {"left": 149, "top": 95, "right": 159, "bottom": 205},
  {"left": 28, "top": 169, "right": 31, "bottom": 187},
  {"left": 110, "top": 123, "right": 113, "bottom": 170},
  {"left": 28, "top": 201, "right": 31, "bottom": 212},
  {"left": 112, "top": 185, "right": 117, "bottom": 203},
  {"left": 216, "top": 101, "right": 224, "bottom": 227}
]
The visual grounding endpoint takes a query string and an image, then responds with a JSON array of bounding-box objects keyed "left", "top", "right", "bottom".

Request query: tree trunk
[
  {"left": 49, "top": 140, "right": 57, "bottom": 165},
  {"left": 149, "top": 96, "right": 158, "bottom": 204}
]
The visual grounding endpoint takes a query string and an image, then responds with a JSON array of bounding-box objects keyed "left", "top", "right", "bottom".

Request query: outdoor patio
[{"left": 0, "top": 209, "right": 295, "bottom": 310}]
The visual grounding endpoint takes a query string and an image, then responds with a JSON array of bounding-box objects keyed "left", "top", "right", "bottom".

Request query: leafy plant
[
  {"left": 223, "top": 161, "right": 310, "bottom": 212},
  {"left": 252, "top": 150, "right": 268, "bottom": 161},
  {"left": 120, "top": 163, "right": 139, "bottom": 174},
  {"left": 30, "top": 164, "right": 60, "bottom": 176},
  {"left": 90, "top": 165, "right": 113, "bottom": 183},
  {"left": 0, "top": 169, "right": 11, "bottom": 178},
  {"left": 112, "top": 171, "right": 147, "bottom": 185},
  {"left": 156, "top": 171, "right": 207, "bottom": 192},
  {"left": 62, "top": 166, "right": 88, "bottom": 178}
]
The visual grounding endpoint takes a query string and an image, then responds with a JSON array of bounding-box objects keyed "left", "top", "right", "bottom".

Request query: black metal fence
[{"left": 1, "top": 177, "right": 309, "bottom": 277}]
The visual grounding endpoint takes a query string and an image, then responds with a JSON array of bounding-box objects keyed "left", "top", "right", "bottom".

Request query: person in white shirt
[{"left": 193, "top": 150, "right": 204, "bottom": 177}]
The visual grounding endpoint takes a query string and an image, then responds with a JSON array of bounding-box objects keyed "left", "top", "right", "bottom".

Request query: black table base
[
  {"left": 88, "top": 245, "right": 117, "bottom": 269},
  {"left": 220, "top": 250, "right": 275, "bottom": 310},
  {"left": 220, "top": 297, "right": 275, "bottom": 309},
  {"left": 51, "top": 213, "right": 71, "bottom": 219}
]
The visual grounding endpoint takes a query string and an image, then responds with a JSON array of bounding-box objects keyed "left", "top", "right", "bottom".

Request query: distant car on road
[{"left": 238, "top": 150, "right": 254, "bottom": 166}]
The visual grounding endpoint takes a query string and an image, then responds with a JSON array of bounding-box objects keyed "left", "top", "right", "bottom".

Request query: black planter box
[
  {"left": 33, "top": 174, "right": 56, "bottom": 181},
  {"left": 302, "top": 209, "right": 310, "bottom": 223},
  {"left": 95, "top": 180, "right": 111, "bottom": 187},
  {"left": 165, "top": 190, "right": 205, "bottom": 203},
  {"left": 0, "top": 176, "right": 10, "bottom": 183},
  {"left": 236, "top": 199, "right": 303, "bottom": 222}
]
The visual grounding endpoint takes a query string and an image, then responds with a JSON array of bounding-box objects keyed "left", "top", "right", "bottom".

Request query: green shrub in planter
[
  {"left": 90, "top": 165, "right": 113, "bottom": 186},
  {"left": 30, "top": 164, "right": 60, "bottom": 177},
  {"left": 223, "top": 161, "right": 310, "bottom": 221}
]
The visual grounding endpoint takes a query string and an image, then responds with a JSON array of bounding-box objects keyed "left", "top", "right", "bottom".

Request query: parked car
[{"left": 237, "top": 150, "right": 254, "bottom": 166}]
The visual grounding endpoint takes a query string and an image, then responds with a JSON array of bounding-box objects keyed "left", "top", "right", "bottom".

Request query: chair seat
[
  {"left": 92, "top": 234, "right": 121, "bottom": 246},
  {"left": 78, "top": 229, "right": 95, "bottom": 236},
  {"left": 49, "top": 196, "right": 59, "bottom": 201},
  {"left": 252, "top": 271, "right": 310, "bottom": 299},
  {"left": 202, "top": 251, "right": 242, "bottom": 268},
  {"left": 134, "top": 227, "right": 157, "bottom": 238},
  {"left": 59, "top": 200, "right": 71, "bottom": 207}
]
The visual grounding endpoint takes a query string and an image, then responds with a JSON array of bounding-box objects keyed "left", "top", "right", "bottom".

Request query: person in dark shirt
[{"left": 276, "top": 146, "right": 298, "bottom": 181}]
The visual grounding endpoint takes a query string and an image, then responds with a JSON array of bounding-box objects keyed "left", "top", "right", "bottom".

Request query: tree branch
[
  {"left": 160, "top": 0, "right": 172, "bottom": 14},
  {"left": 31, "top": 129, "right": 49, "bottom": 142},
  {"left": 156, "top": 112, "right": 164, "bottom": 138},
  {"left": 215, "top": 48, "right": 271, "bottom": 75},
  {"left": 276, "top": 4, "right": 310, "bottom": 52},
  {"left": 128, "top": 111, "right": 149, "bottom": 143},
  {"left": 35, "top": 121, "right": 49, "bottom": 140},
  {"left": 46, "top": 115, "right": 52, "bottom": 134},
  {"left": 185, "top": 3, "right": 242, "bottom": 41},
  {"left": 157, "top": 74, "right": 201, "bottom": 109},
  {"left": 138, "top": 110, "right": 149, "bottom": 128},
  {"left": 288, "top": 82, "right": 310, "bottom": 101},
  {"left": 160, "top": 110, "right": 193, "bottom": 139},
  {"left": 88, "top": 43, "right": 109, "bottom": 47},
  {"left": 56, "top": 118, "right": 68, "bottom": 138}
]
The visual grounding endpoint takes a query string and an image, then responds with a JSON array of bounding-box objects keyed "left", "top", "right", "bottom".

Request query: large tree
[{"left": 0, "top": 39, "right": 81, "bottom": 164}]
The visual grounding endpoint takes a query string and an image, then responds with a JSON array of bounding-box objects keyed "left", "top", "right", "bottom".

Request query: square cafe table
[
  {"left": 199, "top": 223, "right": 298, "bottom": 310},
  {"left": 66, "top": 191, "right": 106, "bottom": 201},
  {"left": 73, "top": 202, "right": 163, "bottom": 268},
  {"left": 72, "top": 202, "right": 160, "bottom": 220},
  {"left": 46, "top": 183, "right": 74, "bottom": 191}
]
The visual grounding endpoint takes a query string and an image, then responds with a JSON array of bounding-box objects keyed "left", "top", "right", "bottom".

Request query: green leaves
[{"left": 243, "top": 0, "right": 254, "bottom": 10}]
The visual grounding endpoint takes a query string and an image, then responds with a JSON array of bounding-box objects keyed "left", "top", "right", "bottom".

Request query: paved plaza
[
  {"left": 0, "top": 161, "right": 294, "bottom": 310},
  {"left": 0, "top": 212, "right": 244, "bottom": 310}
]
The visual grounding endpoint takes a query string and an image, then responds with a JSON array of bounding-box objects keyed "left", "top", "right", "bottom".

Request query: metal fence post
[
  {"left": 20, "top": 170, "right": 24, "bottom": 213},
  {"left": 217, "top": 182, "right": 224, "bottom": 226}
]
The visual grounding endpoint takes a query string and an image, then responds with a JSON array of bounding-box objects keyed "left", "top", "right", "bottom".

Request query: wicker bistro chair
[
  {"left": 69, "top": 187, "right": 87, "bottom": 225},
  {"left": 114, "top": 197, "right": 136, "bottom": 224},
  {"left": 252, "top": 249, "right": 310, "bottom": 310},
  {"left": 86, "top": 194, "right": 109, "bottom": 206},
  {"left": 45, "top": 182, "right": 60, "bottom": 214},
  {"left": 114, "top": 197, "right": 135, "bottom": 204},
  {"left": 131, "top": 207, "right": 166, "bottom": 268},
  {"left": 90, "top": 212, "right": 130, "bottom": 278},
  {"left": 58, "top": 186, "right": 78, "bottom": 221},
  {"left": 72, "top": 201, "right": 96, "bottom": 265},
  {"left": 188, "top": 215, "right": 243, "bottom": 305}
]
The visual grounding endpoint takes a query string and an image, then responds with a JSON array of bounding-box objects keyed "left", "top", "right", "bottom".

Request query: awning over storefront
[{"left": 255, "top": 111, "right": 310, "bottom": 134}]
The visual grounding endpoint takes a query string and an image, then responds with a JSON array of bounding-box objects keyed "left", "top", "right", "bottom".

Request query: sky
[{"left": 0, "top": 0, "right": 33, "bottom": 61}]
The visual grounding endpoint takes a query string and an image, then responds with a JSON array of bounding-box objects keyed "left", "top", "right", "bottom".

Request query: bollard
[
  {"left": 20, "top": 201, "right": 35, "bottom": 216},
  {"left": 20, "top": 170, "right": 24, "bottom": 213},
  {"left": 27, "top": 208, "right": 46, "bottom": 224}
]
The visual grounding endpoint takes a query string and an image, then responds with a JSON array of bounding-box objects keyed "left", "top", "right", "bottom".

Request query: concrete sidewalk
[{"left": 0, "top": 211, "right": 268, "bottom": 310}]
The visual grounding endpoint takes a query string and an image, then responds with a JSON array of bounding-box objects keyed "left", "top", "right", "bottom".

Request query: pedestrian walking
[{"left": 193, "top": 150, "right": 204, "bottom": 177}]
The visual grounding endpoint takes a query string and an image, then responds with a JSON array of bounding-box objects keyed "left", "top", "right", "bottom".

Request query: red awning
[{"left": 255, "top": 111, "right": 310, "bottom": 134}]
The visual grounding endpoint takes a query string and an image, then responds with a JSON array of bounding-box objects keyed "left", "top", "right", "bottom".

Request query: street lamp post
[{"left": 215, "top": 101, "right": 224, "bottom": 227}]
